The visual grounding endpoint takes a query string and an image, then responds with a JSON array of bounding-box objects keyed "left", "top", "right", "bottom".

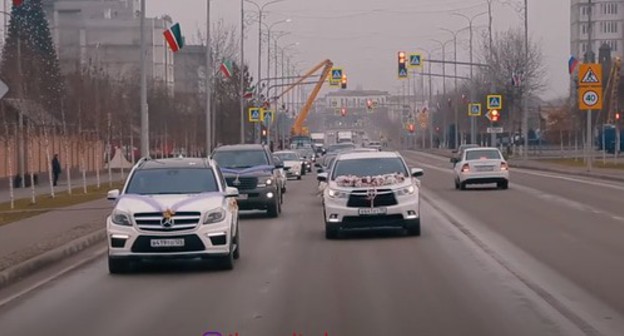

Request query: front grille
[
  {"left": 225, "top": 177, "right": 258, "bottom": 190},
  {"left": 134, "top": 211, "right": 201, "bottom": 232},
  {"left": 347, "top": 189, "right": 398, "bottom": 208},
  {"left": 131, "top": 235, "right": 205, "bottom": 253}
]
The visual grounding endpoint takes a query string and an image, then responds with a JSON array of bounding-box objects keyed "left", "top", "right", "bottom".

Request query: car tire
[
  {"left": 267, "top": 199, "right": 280, "bottom": 218},
  {"left": 233, "top": 229, "right": 240, "bottom": 260},
  {"left": 454, "top": 179, "right": 459, "bottom": 190},
  {"left": 460, "top": 181, "right": 467, "bottom": 190},
  {"left": 499, "top": 181, "right": 509, "bottom": 190},
  {"left": 108, "top": 256, "right": 131, "bottom": 274},
  {"left": 325, "top": 224, "right": 339, "bottom": 239},
  {"left": 406, "top": 221, "right": 421, "bottom": 236},
  {"left": 282, "top": 186, "right": 287, "bottom": 194},
  {"left": 218, "top": 248, "right": 235, "bottom": 270},
  {"left": 297, "top": 176, "right": 302, "bottom": 180}
]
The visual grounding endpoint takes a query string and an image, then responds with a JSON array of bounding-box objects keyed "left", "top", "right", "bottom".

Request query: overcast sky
[{"left": 148, "top": 0, "right": 570, "bottom": 100}]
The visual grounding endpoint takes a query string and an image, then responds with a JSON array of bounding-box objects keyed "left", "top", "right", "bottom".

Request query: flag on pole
[
  {"left": 220, "top": 59, "right": 233, "bottom": 78},
  {"left": 568, "top": 55, "right": 580, "bottom": 75},
  {"left": 163, "top": 23, "right": 184, "bottom": 52},
  {"left": 243, "top": 86, "right": 255, "bottom": 99}
]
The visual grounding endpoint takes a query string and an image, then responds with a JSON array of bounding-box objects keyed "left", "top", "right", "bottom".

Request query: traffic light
[
  {"left": 341, "top": 107, "right": 347, "bottom": 116},
  {"left": 341, "top": 74, "right": 347, "bottom": 89},
  {"left": 616, "top": 113, "right": 621, "bottom": 121},
  {"left": 490, "top": 110, "right": 500, "bottom": 123},
  {"left": 260, "top": 126, "right": 268, "bottom": 143},
  {"left": 366, "top": 99, "right": 373, "bottom": 110},
  {"left": 408, "top": 123, "right": 415, "bottom": 133},
  {"left": 398, "top": 51, "right": 407, "bottom": 78}
]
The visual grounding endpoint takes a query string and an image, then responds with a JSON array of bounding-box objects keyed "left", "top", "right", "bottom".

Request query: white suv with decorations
[
  {"left": 105, "top": 157, "right": 240, "bottom": 273},
  {"left": 317, "top": 151, "right": 424, "bottom": 239}
]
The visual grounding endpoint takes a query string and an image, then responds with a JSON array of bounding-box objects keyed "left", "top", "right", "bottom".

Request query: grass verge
[
  {"left": 543, "top": 158, "right": 624, "bottom": 170},
  {"left": 0, "top": 183, "right": 123, "bottom": 227}
]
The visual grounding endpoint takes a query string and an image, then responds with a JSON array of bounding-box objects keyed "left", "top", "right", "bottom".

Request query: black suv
[{"left": 212, "top": 144, "right": 283, "bottom": 217}]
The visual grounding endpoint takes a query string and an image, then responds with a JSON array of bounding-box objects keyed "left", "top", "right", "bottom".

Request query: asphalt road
[{"left": 0, "top": 160, "right": 622, "bottom": 336}]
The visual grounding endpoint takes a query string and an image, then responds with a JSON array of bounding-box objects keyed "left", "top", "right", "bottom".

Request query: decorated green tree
[{"left": 0, "top": 0, "right": 64, "bottom": 115}]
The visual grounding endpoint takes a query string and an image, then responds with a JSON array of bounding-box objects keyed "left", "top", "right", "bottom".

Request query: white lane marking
[
  {"left": 405, "top": 158, "right": 624, "bottom": 224},
  {"left": 406, "top": 150, "right": 624, "bottom": 192},
  {"left": 0, "top": 247, "right": 107, "bottom": 308}
]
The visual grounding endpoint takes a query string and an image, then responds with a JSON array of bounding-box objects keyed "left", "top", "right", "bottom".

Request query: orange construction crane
[{"left": 273, "top": 59, "right": 334, "bottom": 136}]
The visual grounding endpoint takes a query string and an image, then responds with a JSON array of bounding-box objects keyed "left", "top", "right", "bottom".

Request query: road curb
[{"left": 0, "top": 229, "right": 106, "bottom": 290}]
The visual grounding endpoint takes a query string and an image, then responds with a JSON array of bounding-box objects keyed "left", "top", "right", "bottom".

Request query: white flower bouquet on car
[{"left": 335, "top": 173, "right": 407, "bottom": 188}]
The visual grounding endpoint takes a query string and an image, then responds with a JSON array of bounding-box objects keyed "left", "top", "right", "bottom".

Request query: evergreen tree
[{"left": 0, "top": 0, "right": 64, "bottom": 116}]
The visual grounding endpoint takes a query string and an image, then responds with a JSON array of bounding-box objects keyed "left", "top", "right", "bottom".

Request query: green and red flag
[
  {"left": 220, "top": 59, "right": 233, "bottom": 78},
  {"left": 243, "top": 86, "right": 255, "bottom": 99},
  {"left": 163, "top": 23, "right": 184, "bottom": 52}
]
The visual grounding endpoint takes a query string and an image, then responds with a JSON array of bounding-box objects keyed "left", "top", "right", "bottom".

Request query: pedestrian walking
[{"left": 52, "top": 154, "right": 61, "bottom": 186}]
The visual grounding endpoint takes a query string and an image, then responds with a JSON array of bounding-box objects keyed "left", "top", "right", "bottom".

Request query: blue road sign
[
  {"left": 262, "top": 109, "right": 274, "bottom": 125},
  {"left": 408, "top": 54, "right": 422, "bottom": 68},
  {"left": 249, "top": 107, "right": 261, "bottom": 122},
  {"left": 398, "top": 67, "right": 408, "bottom": 78},
  {"left": 487, "top": 95, "right": 503, "bottom": 110},
  {"left": 331, "top": 68, "right": 343, "bottom": 81},
  {"left": 468, "top": 103, "right": 482, "bottom": 116}
]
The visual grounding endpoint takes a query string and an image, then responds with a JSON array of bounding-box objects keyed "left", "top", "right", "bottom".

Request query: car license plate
[
  {"left": 358, "top": 208, "right": 387, "bottom": 216},
  {"left": 237, "top": 194, "right": 248, "bottom": 200},
  {"left": 150, "top": 239, "right": 185, "bottom": 247},
  {"left": 477, "top": 166, "right": 494, "bottom": 171}
]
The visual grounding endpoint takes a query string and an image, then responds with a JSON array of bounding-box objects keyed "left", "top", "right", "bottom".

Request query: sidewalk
[
  {"left": 419, "top": 148, "right": 624, "bottom": 182},
  {"left": 0, "top": 173, "right": 125, "bottom": 204},
  {"left": 0, "top": 198, "right": 112, "bottom": 286}
]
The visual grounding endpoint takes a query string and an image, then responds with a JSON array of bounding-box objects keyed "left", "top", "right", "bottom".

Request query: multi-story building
[
  {"left": 571, "top": 0, "right": 624, "bottom": 61},
  {"left": 44, "top": 0, "right": 174, "bottom": 92}
]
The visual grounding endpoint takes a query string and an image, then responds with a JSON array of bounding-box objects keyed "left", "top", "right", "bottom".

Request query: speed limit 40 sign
[{"left": 579, "top": 86, "right": 603, "bottom": 110}]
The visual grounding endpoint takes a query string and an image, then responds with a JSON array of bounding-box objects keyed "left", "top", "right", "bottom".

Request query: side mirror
[
  {"left": 107, "top": 189, "right": 120, "bottom": 201},
  {"left": 450, "top": 158, "right": 458, "bottom": 164},
  {"left": 225, "top": 187, "right": 239, "bottom": 198},
  {"left": 317, "top": 172, "right": 328, "bottom": 182},
  {"left": 410, "top": 168, "right": 424, "bottom": 178},
  {"left": 315, "top": 163, "right": 321, "bottom": 168},
  {"left": 316, "top": 168, "right": 324, "bottom": 174}
]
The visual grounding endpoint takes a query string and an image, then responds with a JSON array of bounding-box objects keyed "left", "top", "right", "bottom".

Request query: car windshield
[
  {"left": 465, "top": 149, "right": 501, "bottom": 161},
  {"left": 327, "top": 144, "right": 356, "bottom": 154},
  {"left": 125, "top": 168, "right": 219, "bottom": 195},
  {"left": 296, "top": 149, "right": 314, "bottom": 158},
  {"left": 212, "top": 150, "right": 269, "bottom": 168},
  {"left": 275, "top": 152, "right": 299, "bottom": 161},
  {"left": 331, "top": 157, "right": 408, "bottom": 179}
]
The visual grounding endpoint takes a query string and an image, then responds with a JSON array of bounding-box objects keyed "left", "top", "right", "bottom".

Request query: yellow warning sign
[
  {"left": 578, "top": 86, "right": 603, "bottom": 110},
  {"left": 578, "top": 64, "right": 602, "bottom": 87}
]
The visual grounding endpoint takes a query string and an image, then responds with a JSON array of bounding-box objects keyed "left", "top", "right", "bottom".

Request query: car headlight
[
  {"left": 203, "top": 208, "right": 226, "bottom": 224},
  {"left": 328, "top": 189, "right": 348, "bottom": 198},
  {"left": 396, "top": 185, "right": 416, "bottom": 196},
  {"left": 258, "top": 177, "right": 273, "bottom": 187},
  {"left": 111, "top": 210, "right": 132, "bottom": 226}
]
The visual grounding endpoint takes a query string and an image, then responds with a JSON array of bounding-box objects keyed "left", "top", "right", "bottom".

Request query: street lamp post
[
  {"left": 240, "top": 0, "right": 245, "bottom": 143},
  {"left": 440, "top": 28, "right": 460, "bottom": 148},
  {"left": 244, "top": 0, "right": 285, "bottom": 143},
  {"left": 139, "top": 0, "right": 149, "bottom": 157},
  {"left": 453, "top": 11, "right": 488, "bottom": 145},
  {"left": 431, "top": 39, "right": 454, "bottom": 148}
]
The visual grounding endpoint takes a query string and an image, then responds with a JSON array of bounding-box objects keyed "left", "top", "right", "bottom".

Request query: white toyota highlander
[
  {"left": 106, "top": 157, "right": 240, "bottom": 273},
  {"left": 318, "top": 151, "right": 424, "bottom": 239}
]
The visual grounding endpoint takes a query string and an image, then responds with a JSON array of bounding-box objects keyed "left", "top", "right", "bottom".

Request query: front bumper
[
  {"left": 323, "top": 195, "right": 420, "bottom": 230},
  {"left": 107, "top": 219, "right": 232, "bottom": 259},
  {"left": 236, "top": 186, "right": 278, "bottom": 210}
]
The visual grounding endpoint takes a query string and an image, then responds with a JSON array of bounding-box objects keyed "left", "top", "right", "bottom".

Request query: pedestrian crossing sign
[
  {"left": 578, "top": 64, "right": 602, "bottom": 87},
  {"left": 262, "top": 109, "right": 274, "bottom": 124},
  {"left": 398, "top": 67, "right": 408, "bottom": 79},
  {"left": 408, "top": 54, "right": 423, "bottom": 68},
  {"left": 487, "top": 95, "right": 502, "bottom": 110},
  {"left": 330, "top": 67, "right": 343, "bottom": 86},
  {"left": 468, "top": 103, "right": 482, "bottom": 116},
  {"left": 248, "top": 107, "right": 261, "bottom": 122}
]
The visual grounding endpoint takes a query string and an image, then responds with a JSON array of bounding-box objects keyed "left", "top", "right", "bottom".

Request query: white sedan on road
[
  {"left": 451, "top": 147, "right": 509, "bottom": 190},
  {"left": 274, "top": 150, "right": 303, "bottom": 180},
  {"left": 318, "top": 151, "right": 424, "bottom": 239}
]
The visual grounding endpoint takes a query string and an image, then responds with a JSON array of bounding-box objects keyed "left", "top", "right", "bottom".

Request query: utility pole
[
  {"left": 206, "top": 0, "right": 213, "bottom": 154},
  {"left": 139, "top": 0, "right": 149, "bottom": 158},
  {"left": 240, "top": 0, "right": 245, "bottom": 143},
  {"left": 585, "top": 0, "right": 594, "bottom": 170},
  {"left": 522, "top": 0, "right": 529, "bottom": 159}
]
